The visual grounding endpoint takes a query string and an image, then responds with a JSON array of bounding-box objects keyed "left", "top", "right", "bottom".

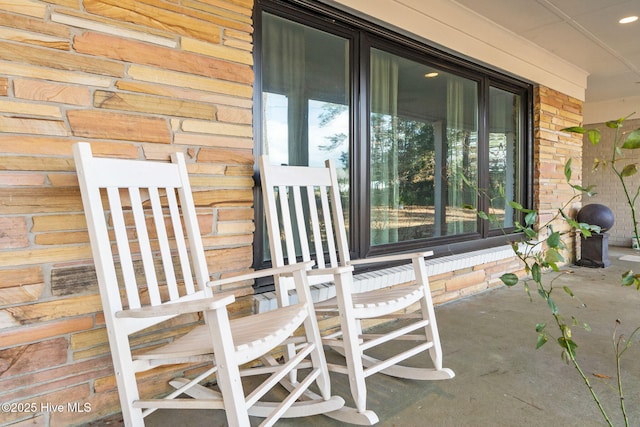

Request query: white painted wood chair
[
  {"left": 73, "top": 142, "right": 343, "bottom": 427},
  {"left": 259, "top": 155, "right": 455, "bottom": 425}
]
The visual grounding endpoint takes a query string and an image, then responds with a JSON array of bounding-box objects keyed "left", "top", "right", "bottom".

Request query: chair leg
[
  {"left": 420, "top": 295, "right": 443, "bottom": 370},
  {"left": 119, "top": 387, "right": 145, "bottom": 426},
  {"left": 343, "top": 331, "right": 368, "bottom": 413},
  {"left": 333, "top": 274, "right": 368, "bottom": 414},
  {"left": 291, "top": 266, "right": 333, "bottom": 401},
  {"left": 110, "top": 340, "right": 146, "bottom": 426},
  {"left": 276, "top": 282, "right": 300, "bottom": 386},
  {"left": 325, "top": 311, "right": 379, "bottom": 424},
  {"left": 413, "top": 256, "right": 443, "bottom": 369},
  {"left": 302, "top": 312, "right": 332, "bottom": 401},
  {"left": 204, "top": 309, "right": 251, "bottom": 427}
]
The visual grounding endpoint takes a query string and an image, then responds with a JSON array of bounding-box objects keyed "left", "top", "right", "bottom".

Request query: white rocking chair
[
  {"left": 73, "top": 142, "right": 343, "bottom": 427},
  {"left": 259, "top": 155, "right": 455, "bottom": 425}
]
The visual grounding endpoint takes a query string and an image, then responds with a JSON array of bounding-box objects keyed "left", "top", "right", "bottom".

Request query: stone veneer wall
[
  {"left": 0, "top": 1, "right": 582, "bottom": 425},
  {"left": 0, "top": 1, "right": 256, "bottom": 425},
  {"left": 581, "top": 117, "right": 640, "bottom": 247},
  {"left": 534, "top": 86, "right": 584, "bottom": 261}
]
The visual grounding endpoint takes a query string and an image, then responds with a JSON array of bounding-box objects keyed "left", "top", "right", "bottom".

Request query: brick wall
[
  {"left": 0, "top": 1, "right": 255, "bottom": 425},
  {"left": 581, "top": 117, "right": 640, "bottom": 247},
  {"left": 534, "top": 86, "right": 584, "bottom": 261},
  {"left": 0, "top": 1, "right": 584, "bottom": 426}
]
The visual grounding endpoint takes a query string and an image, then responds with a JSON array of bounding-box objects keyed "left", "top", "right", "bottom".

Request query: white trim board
[{"left": 254, "top": 245, "right": 516, "bottom": 313}]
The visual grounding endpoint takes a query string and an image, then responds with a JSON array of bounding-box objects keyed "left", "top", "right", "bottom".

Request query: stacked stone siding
[
  {"left": 534, "top": 86, "right": 584, "bottom": 261},
  {"left": 0, "top": 1, "right": 254, "bottom": 425}
]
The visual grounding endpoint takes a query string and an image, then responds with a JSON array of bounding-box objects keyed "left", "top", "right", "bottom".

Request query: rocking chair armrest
[
  {"left": 348, "top": 251, "right": 434, "bottom": 266},
  {"left": 115, "top": 295, "right": 236, "bottom": 319},
  {"left": 207, "top": 260, "right": 315, "bottom": 288}
]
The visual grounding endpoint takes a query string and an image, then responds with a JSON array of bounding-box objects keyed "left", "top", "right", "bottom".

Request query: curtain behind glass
[
  {"left": 446, "top": 77, "right": 477, "bottom": 235},
  {"left": 370, "top": 49, "right": 400, "bottom": 245},
  {"left": 489, "top": 87, "right": 519, "bottom": 229},
  {"left": 262, "top": 14, "right": 306, "bottom": 165}
]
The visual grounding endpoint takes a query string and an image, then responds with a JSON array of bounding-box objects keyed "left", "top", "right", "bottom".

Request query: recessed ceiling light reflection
[
  {"left": 619, "top": 15, "right": 638, "bottom": 24},
  {"left": 424, "top": 72, "right": 439, "bottom": 78}
]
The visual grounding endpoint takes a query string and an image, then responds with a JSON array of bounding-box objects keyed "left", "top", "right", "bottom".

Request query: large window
[
  {"left": 369, "top": 48, "right": 479, "bottom": 245},
  {"left": 255, "top": 0, "right": 531, "bottom": 269}
]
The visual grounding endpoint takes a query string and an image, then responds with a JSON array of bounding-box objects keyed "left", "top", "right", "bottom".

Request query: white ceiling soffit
[
  {"left": 325, "top": 0, "right": 589, "bottom": 100},
  {"left": 324, "top": 0, "right": 640, "bottom": 123},
  {"left": 445, "top": 0, "right": 640, "bottom": 123}
]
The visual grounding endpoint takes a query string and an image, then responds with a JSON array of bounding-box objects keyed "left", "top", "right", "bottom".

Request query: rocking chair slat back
[
  {"left": 261, "top": 160, "right": 349, "bottom": 289},
  {"left": 74, "top": 143, "right": 210, "bottom": 330}
]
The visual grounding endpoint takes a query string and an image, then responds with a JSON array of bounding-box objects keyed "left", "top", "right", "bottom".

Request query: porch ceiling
[{"left": 455, "top": 0, "right": 640, "bottom": 122}]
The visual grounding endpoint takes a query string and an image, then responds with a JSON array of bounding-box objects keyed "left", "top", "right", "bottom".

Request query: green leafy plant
[
  {"left": 465, "top": 121, "right": 640, "bottom": 425},
  {"left": 564, "top": 114, "right": 640, "bottom": 281}
]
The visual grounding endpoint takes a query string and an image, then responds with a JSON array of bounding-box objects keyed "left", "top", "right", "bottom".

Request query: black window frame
[{"left": 253, "top": 0, "right": 533, "bottom": 287}]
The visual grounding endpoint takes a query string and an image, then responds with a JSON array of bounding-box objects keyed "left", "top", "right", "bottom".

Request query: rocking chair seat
[
  {"left": 136, "top": 302, "right": 310, "bottom": 364},
  {"left": 315, "top": 283, "right": 424, "bottom": 318}
]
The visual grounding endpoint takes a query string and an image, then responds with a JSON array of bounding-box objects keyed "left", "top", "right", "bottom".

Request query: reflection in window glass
[
  {"left": 489, "top": 87, "right": 520, "bottom": 229},
  {"left": 263, "top": 92, "right": 288, "bottom": 165},
  {"left": 261, "top": 13, "right": 349, "bottom": 166},
  {"left": 261, "top": 12, "right": 350, "bottom": 261},
  {"left": 369, "top": 48, "right": 478, "bottom": 246}
]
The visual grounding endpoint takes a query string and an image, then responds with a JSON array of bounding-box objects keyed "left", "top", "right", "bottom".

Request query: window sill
[{"left": 254, "top": 244, "right": 516, "bottom": 313}]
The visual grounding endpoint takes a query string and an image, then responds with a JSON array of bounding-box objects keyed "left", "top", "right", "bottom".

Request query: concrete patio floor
[{"left": 145, "top": 247, "right": 640, "bottom": 427}]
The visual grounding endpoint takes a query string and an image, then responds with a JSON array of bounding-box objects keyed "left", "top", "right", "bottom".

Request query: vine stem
[
  {"left": 553, "top": 311, "right": 614, "bottom": 427},
  {"left": 611, "top": 125, "right": 640, "bottom": 246},
  {"left": 614, "top": 323, "right": 640, "bottom": 427},
  {"left": 614, "top": 335, "right": 628, "bottom": 427},
  {"left": 520, "top": 236, "right": 614, "bottom": 427}
]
